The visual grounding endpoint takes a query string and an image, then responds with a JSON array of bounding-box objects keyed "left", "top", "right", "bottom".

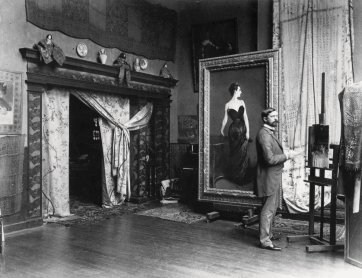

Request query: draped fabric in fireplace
[
  {"left": 42, "top": 88, "right": 153, "bottom": 216},
  {"left": 72, "top": 90, "right": 153, "bottom": 206}
]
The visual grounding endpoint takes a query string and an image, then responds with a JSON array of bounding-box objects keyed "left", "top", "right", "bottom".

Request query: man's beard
[{"left": 270, "top": 120, "right": 278, "bottom": 127}]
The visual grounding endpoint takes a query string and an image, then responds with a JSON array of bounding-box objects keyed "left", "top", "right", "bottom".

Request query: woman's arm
[
  {"left": 220, "top": 104, "right": 228, "bottom": 136},
  {"left": 243, "top": 101, "right": 250, "bottom": 140}
]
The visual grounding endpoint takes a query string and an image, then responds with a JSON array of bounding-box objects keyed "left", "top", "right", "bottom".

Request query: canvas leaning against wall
[{"left": 0, "top": 70, "right": 22, "bottom": 134}]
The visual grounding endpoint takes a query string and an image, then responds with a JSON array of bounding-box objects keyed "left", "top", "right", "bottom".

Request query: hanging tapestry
[
  {"left": 0, "top": 135, "right": 25, "bottom": 216},
  {"left": 339, "top": 82, "right": 362, "bottom": 213},
  {"left": 273, "top": 0, "right": 353, "bottom": 213},
  {"left": 25, "top": 0, "right": 177, "bottom": 61}
]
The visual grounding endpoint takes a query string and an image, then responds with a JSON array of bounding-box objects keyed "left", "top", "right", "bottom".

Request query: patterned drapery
[
  {"left": 273, "top": 0, "right": 353, "bottom": 213},
  {"left": 25, "top": 0, "right": 177, "bottom": 61},
  {"left": 339, "top": 82, "right": 362, "bottom": 212},
  {"left": 0, "top": 135, "right": 25, "bottom": 216},
  {"left": 42, "top": 89, "right": 70, "bottom": 217},
  {"left": 42, "top": 88, "right": 153, "bottom": 215},
  {"left": 72, "top": 90, "right": 153, "bottom": 206}
]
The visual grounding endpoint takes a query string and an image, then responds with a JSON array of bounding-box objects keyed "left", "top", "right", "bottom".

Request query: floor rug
[
  {"left": 44, "top": 198, "right": 155, "bottom": 226},
  {"left": 236, "top": 215, "right": 345, "bottom": 240},
  {"left": 136, "top": 203, "right": 207, "bottom": 224}
]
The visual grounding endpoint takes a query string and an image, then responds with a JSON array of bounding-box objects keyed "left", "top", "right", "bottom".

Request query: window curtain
[
  {"left": 42, "top": 89, "right": 70, "bottom": 217},
  {"left": 273, "top": 0, "right": 354, "bottom": 213},
  {"left": 71, "top": 90, "right": 153, "bottom": 207}
]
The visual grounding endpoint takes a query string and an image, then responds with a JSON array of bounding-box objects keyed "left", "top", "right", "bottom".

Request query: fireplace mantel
[
  {"left": 21, "top": 47, "right": 174, "bottom": 225},
  {"left": 19, "top": 48, "right": 178, "bottom": 99}
]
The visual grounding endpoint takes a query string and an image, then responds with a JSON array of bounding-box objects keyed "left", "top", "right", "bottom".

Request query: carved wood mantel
[
  {"left": 19, "top": 48, "right": 178, "bottom": 98},
  {"left": 20, "top": 47, "right": 177, "bottom": 220}
]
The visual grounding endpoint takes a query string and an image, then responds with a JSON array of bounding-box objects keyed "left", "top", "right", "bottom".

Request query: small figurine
[
  {"left": 159, "top": 62, "right": 174, "bottom": 79},
  {"left": 34, "top": 34, "right": 65, "bottom": 66},
  {"left": 113, "top": 52, "right": 130, "bottom": 69},
  {"left": 113, "top": 52, "right": 131, "bottom": 84}
]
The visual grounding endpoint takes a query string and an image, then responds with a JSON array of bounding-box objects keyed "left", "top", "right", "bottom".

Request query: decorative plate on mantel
[{"left": 76, "top": 43, "right": 88, "bottom": 57}]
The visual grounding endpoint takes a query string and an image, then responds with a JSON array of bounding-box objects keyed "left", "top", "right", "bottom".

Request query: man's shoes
[{"left": 260, "top": 245, "right": 282, "bottom": 251}]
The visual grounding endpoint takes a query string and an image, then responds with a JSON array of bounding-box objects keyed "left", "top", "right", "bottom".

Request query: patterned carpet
[
  {"left": 44, "top": 199, "right": 205, "bottom": 226},
  {"left": 136, "top": 203, "right": 207, "bottom": 224},
  {"left": 44, "top": 198, "right": 154, "bottom": 226},
  {"left": 236, "top": 214, "right": 345, "bottom": 241}
]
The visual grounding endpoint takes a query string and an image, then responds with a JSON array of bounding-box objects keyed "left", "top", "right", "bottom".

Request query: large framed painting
[
  {"left": 198, "top": 49, "right": 281, "bottom": 207},
  {"left": 191, "top": 18, "right": 238, "bottom": 92},
  {"left": 0, "top": 70, "right": 22, "bottom": 134}
]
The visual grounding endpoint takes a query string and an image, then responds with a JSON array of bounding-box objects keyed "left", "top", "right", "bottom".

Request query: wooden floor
[{"left": 1, "top": 213, "right": 361, "bottom": 278}]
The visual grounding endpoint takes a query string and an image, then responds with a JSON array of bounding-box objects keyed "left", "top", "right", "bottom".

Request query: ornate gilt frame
[{"left": 198, "top": 49, "right": 281, "bottom": 207}]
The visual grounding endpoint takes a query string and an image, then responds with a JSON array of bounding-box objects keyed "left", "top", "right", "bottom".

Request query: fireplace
[
  {"left": 20, "top": 48, "right": 177, "bottom": 221},
  {"left": 69, "top": 95, "right": 103, "bottom": 206}
]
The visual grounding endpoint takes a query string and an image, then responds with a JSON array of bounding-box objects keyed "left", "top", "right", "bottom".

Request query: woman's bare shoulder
[
  {"left": 225, "top": 100, "right": 232, "bottom": 109},
  {"left": 226, "top": 99, "right": 245, "bottom": 110}
]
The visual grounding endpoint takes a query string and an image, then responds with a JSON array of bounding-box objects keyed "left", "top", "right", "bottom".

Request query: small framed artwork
[
  {"left": 191, "top": 18, "right": 238, "bottom": 92},
  {"left": 0, "top": 70, "right": 22, "bottom": 134},
  {"left": 178, "top": 115, "right": 198, "bottom": 144}
]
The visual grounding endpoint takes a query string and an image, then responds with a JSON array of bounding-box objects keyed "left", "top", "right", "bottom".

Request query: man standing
[{"left": 256, "top": 108, "right": 297, "bottom": 251}]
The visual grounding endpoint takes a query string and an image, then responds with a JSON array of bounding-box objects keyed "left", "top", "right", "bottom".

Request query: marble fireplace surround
[{"left": 19, "top": 48, "right": 178, "bottom": 224}]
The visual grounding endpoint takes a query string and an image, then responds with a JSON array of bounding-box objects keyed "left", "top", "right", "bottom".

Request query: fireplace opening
[{"left": 69, "top": 94, "right": 102, "bottom": 206}]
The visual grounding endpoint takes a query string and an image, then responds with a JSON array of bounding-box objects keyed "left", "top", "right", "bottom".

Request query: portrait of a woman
[{"left": 220, "top": 82, "right": 250, "bottom": 185}]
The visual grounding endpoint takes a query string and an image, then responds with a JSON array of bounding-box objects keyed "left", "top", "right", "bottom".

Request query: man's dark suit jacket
[{"left": 256, "top": 126, "right": 287, "bottom": 197}]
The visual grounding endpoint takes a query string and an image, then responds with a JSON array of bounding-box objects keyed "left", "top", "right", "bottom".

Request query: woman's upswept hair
[{"left": 228, "top": 82, "right": 240, "bottom": 96}]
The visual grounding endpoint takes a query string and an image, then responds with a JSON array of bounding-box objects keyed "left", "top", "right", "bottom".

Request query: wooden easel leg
[
  {"left": 309, "top": 182, "right": 315, "bottom": 235},
  {"left": 330, "top": 182, "right": 337, "bottom": 245},
  {"left": 306, "top": 236, "right": 344, "bottom": 252}
]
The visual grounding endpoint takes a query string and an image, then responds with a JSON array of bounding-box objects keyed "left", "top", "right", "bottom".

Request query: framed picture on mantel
[{"left": 191, "top": 18, "right": 238, "bottom": 92}]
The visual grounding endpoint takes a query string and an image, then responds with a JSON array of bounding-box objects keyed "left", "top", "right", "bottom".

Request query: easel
[
  {"left": 287, "top": 73, "right": 343, "bottom": 252},
  {"left": 287, "top": 144, "right": 343, "bottom": 252}
]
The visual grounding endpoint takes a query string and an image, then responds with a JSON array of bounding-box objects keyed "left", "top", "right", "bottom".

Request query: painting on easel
[{"left": 308, "top": 73, "right": 329, "bottom": 169}]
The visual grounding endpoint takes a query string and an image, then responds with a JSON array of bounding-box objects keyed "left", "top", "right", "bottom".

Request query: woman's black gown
[{"left": 227, "top": 106, "right": 249, "bottom": 184}]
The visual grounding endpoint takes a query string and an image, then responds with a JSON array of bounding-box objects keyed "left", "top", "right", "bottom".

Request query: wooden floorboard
[{"left": 0, "top": 213, "right": 361, "bottom": 278}]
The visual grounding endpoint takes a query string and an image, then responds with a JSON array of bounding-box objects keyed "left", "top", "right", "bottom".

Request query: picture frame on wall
[
  {"left": 191, "top": 18, "right": 238, "bottom": 92},
  {"left": 178, "top": 115, "right": 198, "bottom": 144},
  {"left": 0, "top": 70, "right": 22, "bottom": 134}
]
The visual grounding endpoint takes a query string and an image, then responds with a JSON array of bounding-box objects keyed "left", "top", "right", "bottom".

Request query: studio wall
[{"left": 0, "top": 0, "right": 176, "bottom": 231}]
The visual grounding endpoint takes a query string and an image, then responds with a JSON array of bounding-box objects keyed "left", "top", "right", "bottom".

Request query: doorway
[{"left": 69, "top": 94, "right": 102, "bottom": 206}]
